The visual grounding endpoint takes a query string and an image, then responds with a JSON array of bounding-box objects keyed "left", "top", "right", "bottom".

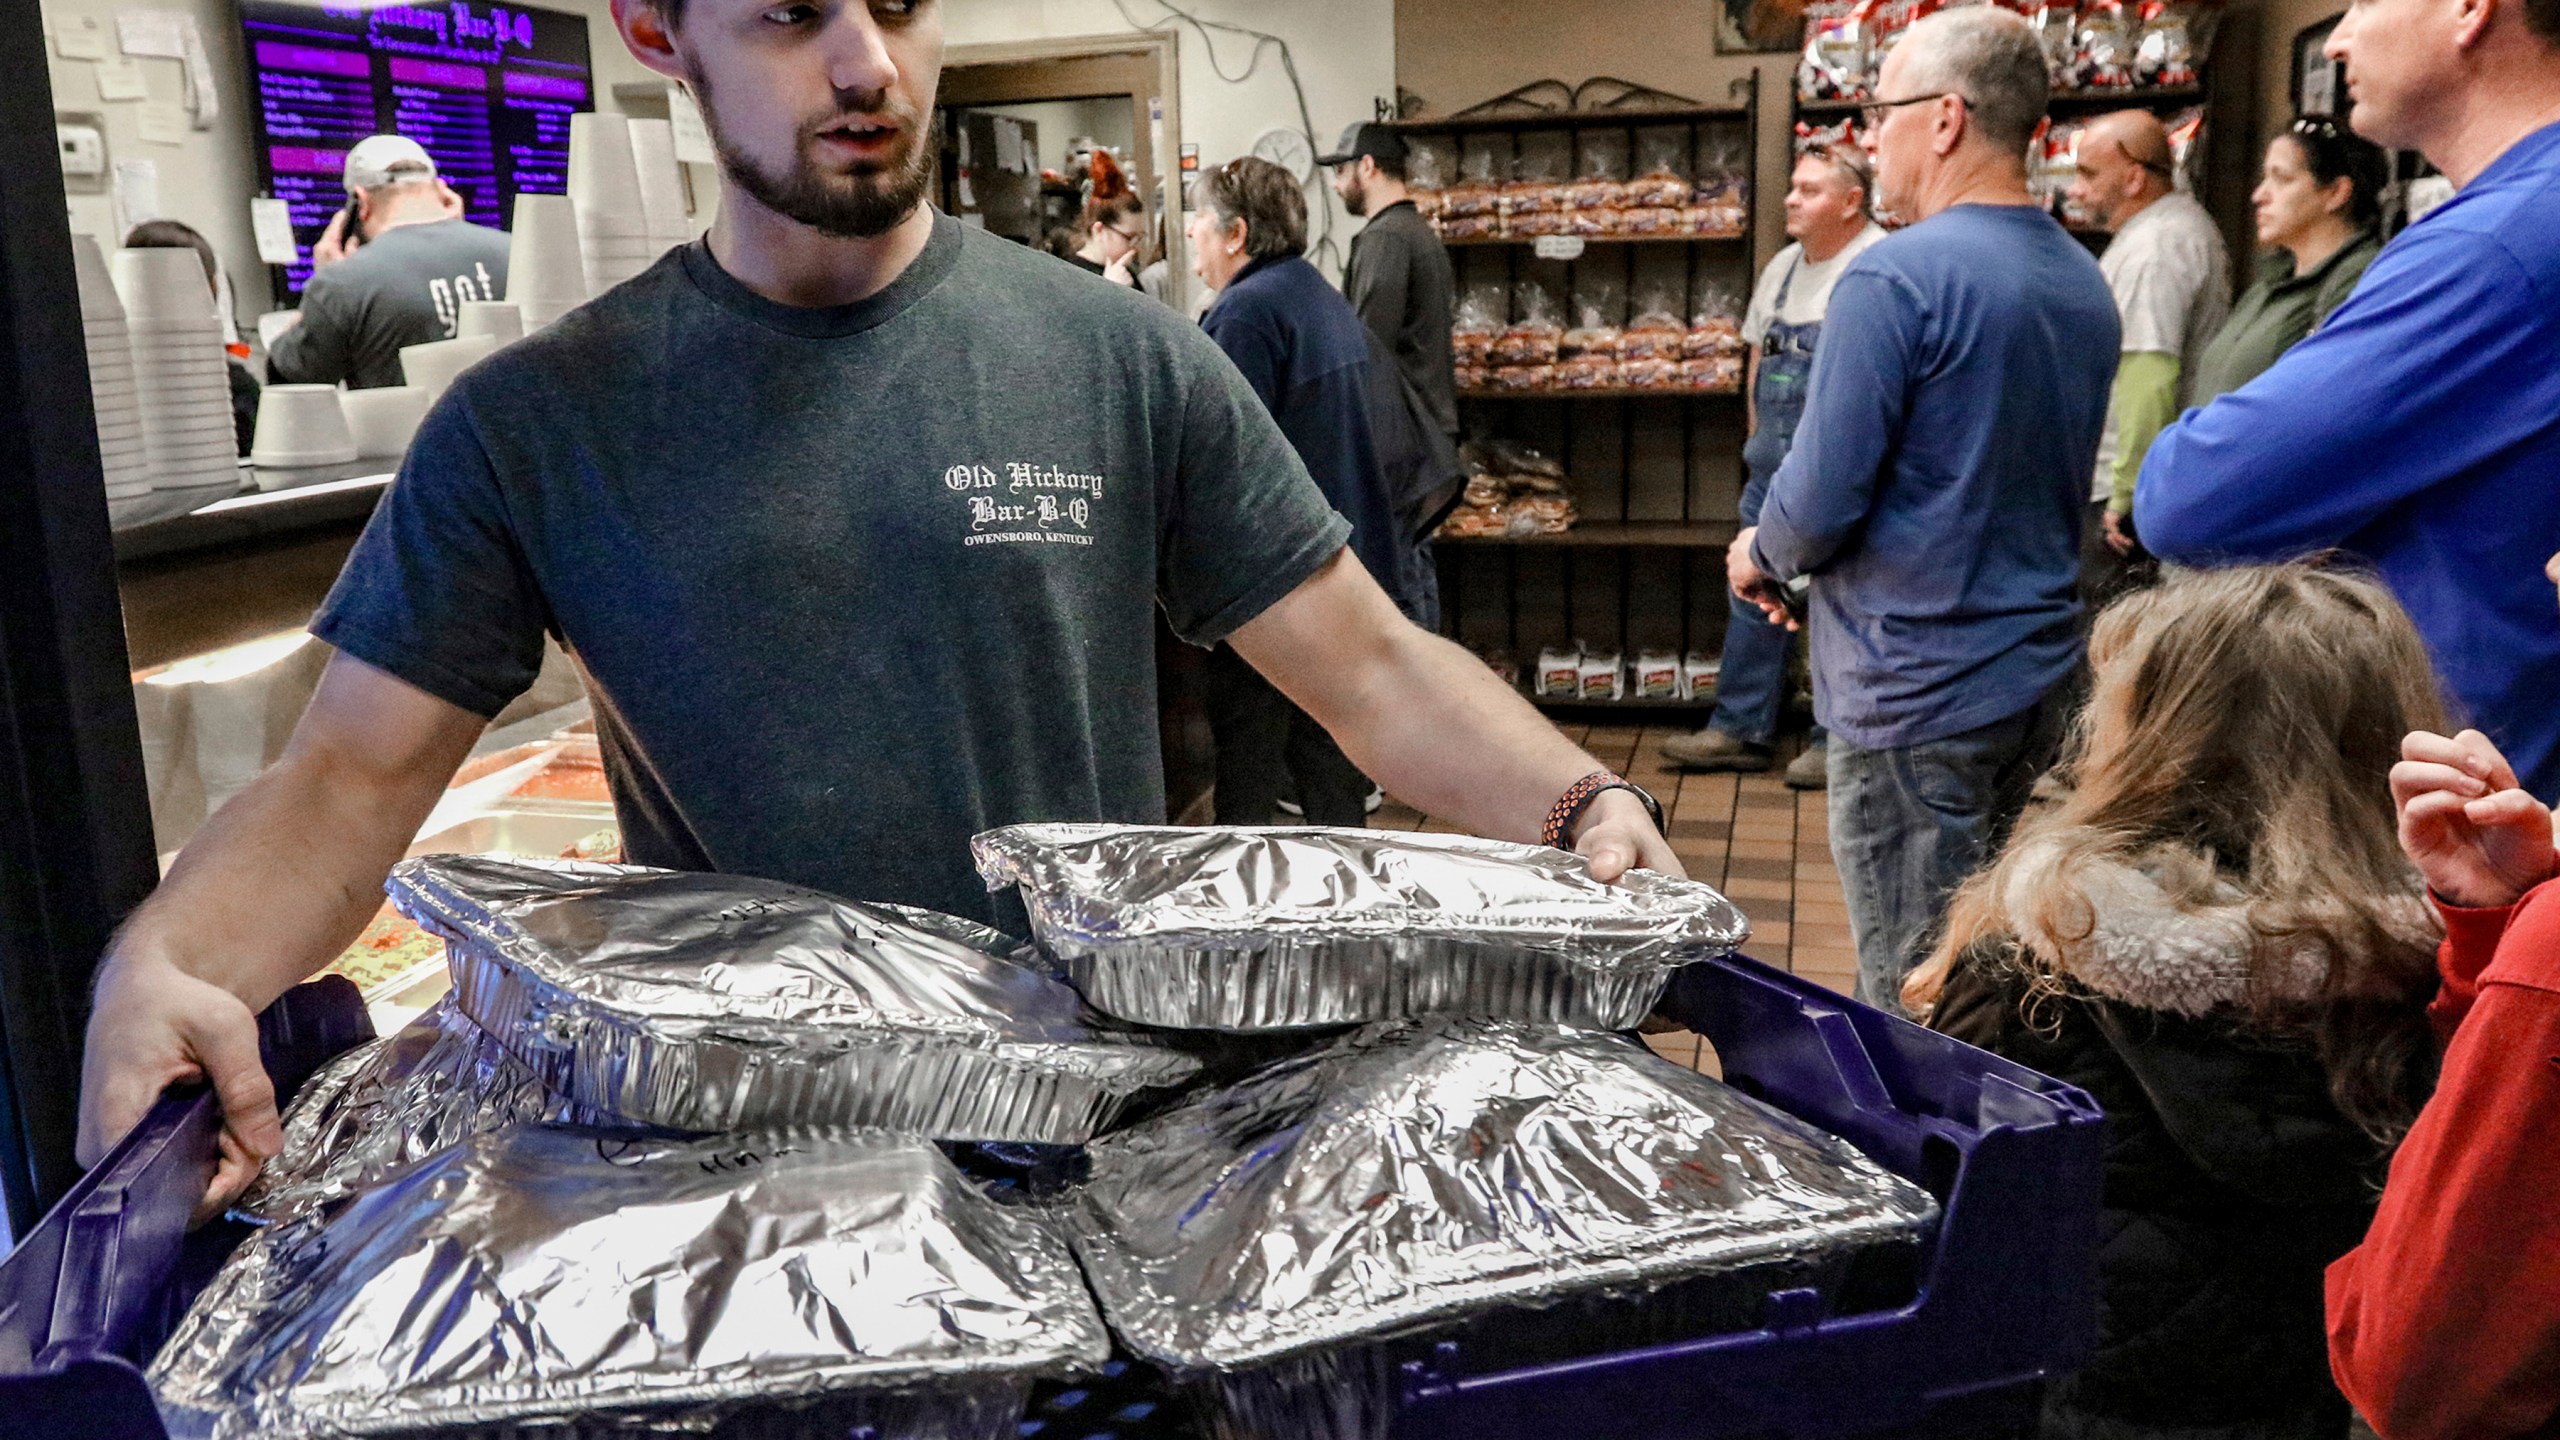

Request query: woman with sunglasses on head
[
  {"left": 2187, "top": 118, "right": 2389, "bottom": 407},
  {"left": 1066, "top": 150, "right": 1147, "bottom": 289}
]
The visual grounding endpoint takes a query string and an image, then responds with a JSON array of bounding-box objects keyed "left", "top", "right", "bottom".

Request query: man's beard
[
  {"left": 1340, "top": 179, "right": 1369, "bottom": 217},
  {"left": 686, "top": 70, "right": 937, "bottom": 239}
]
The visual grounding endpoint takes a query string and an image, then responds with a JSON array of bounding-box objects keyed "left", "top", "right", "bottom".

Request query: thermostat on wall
[{"left": 57, "top": 115, "right": 108, "bottom": 190}]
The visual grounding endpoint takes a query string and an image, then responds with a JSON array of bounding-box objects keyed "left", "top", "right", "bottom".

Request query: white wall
[
  {"left": 38, "top": 0, "right": 660, "bottom": 325},
  {"left": 971, "top": 97, "right": 1137, "bottom": 175},
  {"left": 942, "top": 0, "right": 1399, "bottom": 279}
]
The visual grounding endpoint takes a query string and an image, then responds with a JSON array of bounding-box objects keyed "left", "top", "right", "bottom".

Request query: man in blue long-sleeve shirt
[
  {"left": 1727, "top": 8, "right": 2120, "bottom": 1012},
  {"left": 2135, "top": 0, "right": 2560, "bottom": 802}
]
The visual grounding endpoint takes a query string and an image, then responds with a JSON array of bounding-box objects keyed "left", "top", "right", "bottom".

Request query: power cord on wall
[{"left": 1109, "top": 0, "right": 1343, "bottom": 274}]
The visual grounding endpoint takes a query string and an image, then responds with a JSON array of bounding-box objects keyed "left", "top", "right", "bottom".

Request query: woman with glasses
[
  {"left": 1067, "top": 150, "right": 1147, "bottom": 288},
  {"left": 2186, "top": 117, "right": 2388, "bottom": 407}
]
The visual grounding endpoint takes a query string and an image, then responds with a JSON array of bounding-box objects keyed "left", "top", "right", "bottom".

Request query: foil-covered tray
[
  {"left": 237, "top": 996, "right": 596, "bottom": 1225},
  {"left": 972, "top": 825, "right": 1750, "bottom": 1030},
  {"left": 1070, "top": 1018, "right": 1937, "bottom": 1435},
  {"left": 151, "top": 1127, "right": 1111, "bottom": 1438},
  {"left": 388, "top": 855, "right": 1200, "bottom": 1140}
]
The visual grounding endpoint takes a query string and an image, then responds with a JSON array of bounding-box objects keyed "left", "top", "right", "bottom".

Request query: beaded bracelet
[{"left": 1542, "top": 770, "right": 1665, "bottom": 850}]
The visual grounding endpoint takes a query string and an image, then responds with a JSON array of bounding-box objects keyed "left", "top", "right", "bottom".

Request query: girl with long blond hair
[{"left": 1908, "top": 563, "right": 2445, "bottom": 1440}]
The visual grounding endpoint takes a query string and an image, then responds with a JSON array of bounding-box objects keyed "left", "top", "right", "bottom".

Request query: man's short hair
[
  {"left": 1802, "top": 142, "right": 1874, "bottom": 215},
  {"left": 1896, "top": 8, "right": 2053, "bottom": 158},
  {"left": 1198, "top": 156, "right": 1308, "bottom": 261}
]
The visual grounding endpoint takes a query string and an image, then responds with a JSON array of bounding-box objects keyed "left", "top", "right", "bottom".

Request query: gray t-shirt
[
  {"left": 2092, "top": 190, "right": 2230, "bottom": 494},
  {"left": 313, "top": 213, "right": 1350, "bottom": 927},
  {"left": 269, "top": 218, "right": 512, "bottom": 390},
  {"left": 1740, "top": 224, "right": 1889, "bottom": 343}
]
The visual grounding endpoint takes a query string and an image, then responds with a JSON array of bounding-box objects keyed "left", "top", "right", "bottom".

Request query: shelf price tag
[{"left": 1532, "top": 235, "right": 1586, "bottom": 261}]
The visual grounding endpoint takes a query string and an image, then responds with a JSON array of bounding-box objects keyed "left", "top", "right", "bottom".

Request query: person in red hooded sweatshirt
[{"left": 2327, "top": 553, "right": 2560, "bottom": 1437}]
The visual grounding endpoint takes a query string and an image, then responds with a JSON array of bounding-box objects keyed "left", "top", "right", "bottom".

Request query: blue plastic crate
[{"left": 0, "top": 954, "right": 2100, "bottom": 1439}]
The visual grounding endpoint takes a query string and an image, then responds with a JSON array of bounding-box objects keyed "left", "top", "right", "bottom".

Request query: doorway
[{"left": 939, "top": 35, "right": 1186, "bottom": 310}]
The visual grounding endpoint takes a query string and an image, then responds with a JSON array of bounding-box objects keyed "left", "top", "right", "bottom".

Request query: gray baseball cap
[{"left": 1315, "top": 122, "right": 1409, "bottom": 170}]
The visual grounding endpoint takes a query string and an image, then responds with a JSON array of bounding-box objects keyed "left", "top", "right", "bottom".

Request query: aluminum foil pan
[
  {"left": 972, "top": 825, "right": 1750, "bottom": 1030},
  {"left": 1071, "top": 1019, "right": 1939, "bottom": 1381},
  {"left": 387, "top": 855, "right": 1200, "bottom": 1140},
  {"left": 237, "top": 996, "right": 597, "bottom": 1225},
  {"left": 150, "top": 1127, "right": 1111, "bottom": 1438}
]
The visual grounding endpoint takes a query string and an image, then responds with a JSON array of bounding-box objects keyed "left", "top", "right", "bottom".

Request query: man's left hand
[
  {"left": 1575, "top": 788, "right": 1685, "bottom": 882},
  {"left": 1726, "top": 526, "right": 1796, "bottom": 631}
]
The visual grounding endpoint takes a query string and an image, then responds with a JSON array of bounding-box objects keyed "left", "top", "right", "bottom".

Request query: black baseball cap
[{"left": 1316, "top": 122, "right": 1409, "bottom": 170}]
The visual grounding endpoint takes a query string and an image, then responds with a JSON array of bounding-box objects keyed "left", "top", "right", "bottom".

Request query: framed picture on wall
[
  {"left": 1718, "top": 0, "right": 1811, "bottom": 54},
  {"left": 2293, "top": 17, "right": 2347, "bottom": 117}
]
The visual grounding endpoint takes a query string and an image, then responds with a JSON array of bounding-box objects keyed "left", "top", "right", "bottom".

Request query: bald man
[{"left": 2066, "top": 109, "right": 2228, "bottom": 602}]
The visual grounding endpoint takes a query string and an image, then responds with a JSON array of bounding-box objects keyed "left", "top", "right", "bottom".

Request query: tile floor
[{"left": 1373, "top": 720, "right": 1854, "bottom": 1072}]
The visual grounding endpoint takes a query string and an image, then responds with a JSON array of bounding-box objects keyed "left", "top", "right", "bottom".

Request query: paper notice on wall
[
  {"left": 250, "top": 197, "right": 299, "bottom": 264},
  {"left": 993, "top": 119, "right": 1023, "bottom": 176},
  {"left": 137, "top": 100, "right": 188, "bottom": 145},
  {"left": 667, "top": 86, "right": 715, "bottom": 165},
  {"left": 55, "top": 14, "right": 110, "bottom": 60},
  {"left": 115, "top": 158, "right": 162, "bottom": 225},
  {"left": 116, "top": 11, "right": 216, "bottom": 126},
  {"left": 94, "top": 52, "right": 150, "bottom": 101}
]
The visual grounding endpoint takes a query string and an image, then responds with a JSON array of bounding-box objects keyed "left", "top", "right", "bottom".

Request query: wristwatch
[{"left": 1542, "top": 770, "right": 1666, "bottom": 850}]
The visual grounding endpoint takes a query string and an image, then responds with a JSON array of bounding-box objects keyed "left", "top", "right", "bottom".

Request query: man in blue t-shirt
[
  {"left": 1727, "top": 7, "right": 2120, "bottom": 1012},
  {"left": 2135, "top": 0, "right": 2560, "bottom": 802}
]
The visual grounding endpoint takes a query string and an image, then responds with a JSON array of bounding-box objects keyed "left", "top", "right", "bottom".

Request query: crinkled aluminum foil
[
  {"left": 388, "top": 855, "right": 1199, "bottom": 1140},
  {"left": 238, "top": 996, "right": 595, "bottom": 1225},
  {"left": 1071, "top": 1019, "right": 1938, "bottom": 1380},
  {"left": 150, "top": 1127, "right": 1111, "bottom": 1438},
  {"left": 972, "top": 825, "right": 1750, "bottom": 1030}
]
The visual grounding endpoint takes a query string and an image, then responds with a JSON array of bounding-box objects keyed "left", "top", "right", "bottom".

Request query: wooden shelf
[
  {"left": 1390, "top": 104, "right": 1751, "bottom": 136},
  {"left": 1794, "top": 84, "right": 2203, "bottom": 118},
  {"left": 1440, "top": 231, "right": 1748, "bottom": 247},
  {"left": 1439, "top": 520, "right": 1739, "bottom": 549},
  {"left": 1459, "top": 385, "right": 1742, "bottom": 400}
]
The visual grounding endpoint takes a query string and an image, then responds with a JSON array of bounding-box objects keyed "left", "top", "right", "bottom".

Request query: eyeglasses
[
  {"left": 1859, "top": 91, "right": 1964, "bottom": 128},
  {"left": 1109, "top": 224, "right": 1145, "bottom": 243}
]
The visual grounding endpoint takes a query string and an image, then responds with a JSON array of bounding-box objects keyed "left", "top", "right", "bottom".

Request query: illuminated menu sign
[{"left": 239, "top": 0, "right": 593, "bottom": 291}]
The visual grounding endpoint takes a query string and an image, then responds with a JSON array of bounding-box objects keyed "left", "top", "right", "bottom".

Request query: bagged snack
[
  {"left": 2164, "top": 104, "right": 2206, "bottom": 188},
  {"left": 1566, "top": 127, "right": 1631, "bottom": 211},
  {"left": 1407, "top": 134, "right": 1457, "bottom": 219},
  {"left": 1505, "top": 129, "right": 1573, "bottom": 220},
  {"left": 1070, "top": 1020, "right": 1937, "bottom": 1440},
  {"left": 1684, "top": 128, "right": 1752, "bottom": 236},
  {"left": 1441, "top": 135, "right": 1510, "bottom": 218},
  {"left": 973, "top": 829, "right": 1750, "bottom": 1032},
  {"left": 1578, "top": 650, "right": 1625, "bottom": 702},
  {"left": 2032, "top": 120, "right": 2084, "bottom": 219},
  {"left": 1688, "top": 275, "right": 1748, "bottom": 359},
  {"left": 1451, "top": 276, "right": 1507, "bottom": 366},
  {"left": 2036, "top": 0, "right": 2085, "bottom": 86},
  {"left": 2075, "top": 0, "right": 2137, "bottom": 87},
  {"left": 2134, "top": 0, "right": 2215, "bottom": 86},
  {"left": 1797, "top": 0, "right": 1870, "bottom": 101},
  {"left": 1627, "top": 126, "right": 1695, "bottom": 209},
  {"left": 1634, "top": 651, "right": 1683, "bottom": 700},
  {"left": 390, "top": 855, "right": 1199, "bottom": 1141},
  {"left": 1559, "top": 271, "right": 1626, "bottom": 388},
  {"left": 1537, "top": 644, "right": 1584, "bottom": 697},
  {"left": 1683, "top": 652, "right": 1723, "bottom": 701},
  {"left": 156, "top": 1129, "right": 1110, "bottom": 1440}
]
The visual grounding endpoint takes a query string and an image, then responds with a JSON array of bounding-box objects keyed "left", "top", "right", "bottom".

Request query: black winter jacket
[{"left": 1934, "top": 935, "right": 2388, "bottom": 1438}]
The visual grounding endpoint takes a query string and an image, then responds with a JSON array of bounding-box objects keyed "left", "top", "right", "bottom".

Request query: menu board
[{"left": 239, "top": 0, "right": 593, "bottom": 291}]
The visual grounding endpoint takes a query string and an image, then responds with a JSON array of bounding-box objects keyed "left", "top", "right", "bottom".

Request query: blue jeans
[
  {"left": 1709, "top": 470, "right": 1796, "bottom": 745},
  {"left": 1826, "top": 682, "right": 2074, "bottom": 1015}
]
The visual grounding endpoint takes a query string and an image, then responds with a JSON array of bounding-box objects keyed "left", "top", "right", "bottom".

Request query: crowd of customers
[{"left": 1040, "top": 0, "right": 2560, "bottom": 1425}]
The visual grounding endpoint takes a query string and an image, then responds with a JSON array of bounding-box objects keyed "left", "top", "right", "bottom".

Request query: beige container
[
  {"left": 399, "top": 335, "right": 500, "bottom": 401},
  {"left": 341, "top": 385, "right": 432, "bottom": 459},
  {"left": 249, "top": 384, "right": 357, "bottom": 468},
  {"left": 456, "top": 300, "right": 524, "bottom": 344}
]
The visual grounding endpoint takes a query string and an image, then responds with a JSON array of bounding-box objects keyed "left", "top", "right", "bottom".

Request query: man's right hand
[
  {"left": 2393, "top": 729, "right": 2557, "bottom": 910},
  {"left": 312, "top": 207, "right": 359, "bottom": 266},
  {"left": 80, "top": 946, "right": 283, "bottom": 1219}
]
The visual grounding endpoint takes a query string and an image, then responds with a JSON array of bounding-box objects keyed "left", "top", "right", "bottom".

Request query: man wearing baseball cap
[{"left": 267, "top": 134, "right": 512, "bottom": 389}]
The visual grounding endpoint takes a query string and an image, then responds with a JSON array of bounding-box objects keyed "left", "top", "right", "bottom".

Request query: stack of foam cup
[
  {"left": 112, "top": 246, "right": 242, "bottom": 493},
  {"left": 249, "top": 383, "right": 358, "bottom": 473},
  {"left": 628, "top": 118, "right": 696, "bottom": 258},
  {"left": 505, "top": 193, "right": 587, "bottom": 333},
  {"left": 456, "top": 300, "right": 524, "bottom": 345},
  {"left": 73, "top": 236, "right": 153, "bottom": 504},
  {"left": 569, "top": 113, "right": 655, "bottom": 296}
]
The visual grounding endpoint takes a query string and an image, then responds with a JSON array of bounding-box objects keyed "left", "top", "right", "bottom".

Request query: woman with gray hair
[{"left": 1185, "top": 156, "right": 1412, "bottom": 827}]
